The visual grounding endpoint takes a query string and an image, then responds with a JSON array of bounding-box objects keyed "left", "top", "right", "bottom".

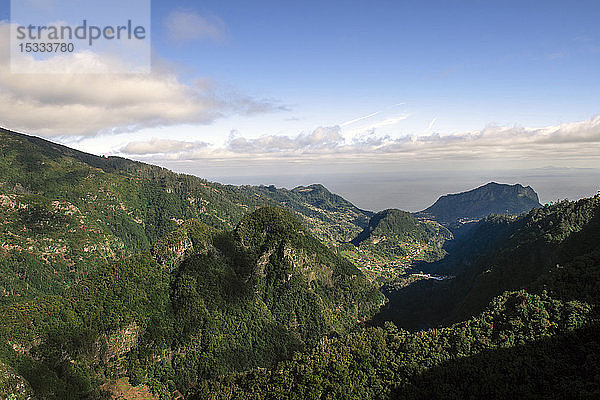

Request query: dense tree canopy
[{"left": 1, "top": 129, "right": 599, "bottom": 399}]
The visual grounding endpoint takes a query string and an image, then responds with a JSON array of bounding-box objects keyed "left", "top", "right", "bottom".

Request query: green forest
[{"left": 0, "top": 129, "right": 599, "bottom": 399}]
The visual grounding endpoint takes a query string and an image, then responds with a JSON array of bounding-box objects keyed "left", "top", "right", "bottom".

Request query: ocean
[{"left": 203, "top": 168, "right": 600, "bottom": 212}]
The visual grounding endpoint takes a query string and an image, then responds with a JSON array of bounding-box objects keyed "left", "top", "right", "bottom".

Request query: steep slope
[
  {"left": 377, "top": 195, "right": 600, "bottom": 329},
  {"left": 0, "top": 128, "right": 371, "bottom": 302},
  {"left": 249, "top": 183, "right": 372, "bottom": 243},
  {"left": 0, "top": 193, "right": 125, "bottom": 302},
  {"left": 344, "top": 209, "right": 452, "bottom": 282},
  {"left": 447, "top": 195, "right": 600, "bottom": 321},
  {"left": 351, "top": 209, "right": 451, "bottom": 247},
  {"left": 416, "top": 182, "right": 541, "bottom": 227},
  {"left": 159, "top": 208, "right": 383, "bottom": 385},
  {"left": 0, "top": 207, "right": 384, "bottom": 398},
  {"left": 188, "top": 198, "right": 600, "bottom": 400},
  {"left": 193, "top": 290, "right": 593, "bottom": 400},
  {"left": 0, "top": 127, "right": 370, "bottom": 245},
  {"left": 4, "top": 126, "right": 599, "bottom": 399}
]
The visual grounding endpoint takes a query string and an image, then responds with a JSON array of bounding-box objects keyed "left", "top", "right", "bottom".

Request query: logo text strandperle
[{"left": 15, "top": 20, "right": 147, "bottom": 46}]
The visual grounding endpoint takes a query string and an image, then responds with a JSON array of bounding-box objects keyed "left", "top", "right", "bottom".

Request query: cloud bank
[
  {"left": 227, "top": 126, "right": 344, "bottom": 153},
  {"left": 0, "top": 23, "right": 285, "bottom": 137},
  {"left": 119, "top": 115, "right": 600, "bottom": 164},
  {"left": 121, "top": 138, "right": 209, "bottom": 155}
]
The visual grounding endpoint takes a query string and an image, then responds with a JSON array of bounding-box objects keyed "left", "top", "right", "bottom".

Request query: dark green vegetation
[
  {"left": 0, "top": 128, "right": 372, "bottom": 302},
  {"left": 0, "top": 207, "right": 383, "bottom": 399},
  {"left": 342, "top": 210, "right": 451, "bottom": 282},
  {"left": 192, "top": 290, "right": 594, "bottom": 399},
  {"left": 1, "top": 128, "right": 599, "bottom": 399},
  {"left": 147, "top": 207, "right": 383, "bottom": 394},
  {"left": 376, "top": 196, "right": 600, "bottom": 329},
  {"left": 416, "top": 182, "right": 542, "bottom": 227},
  {"left": 192, "top": 195, "right": 600, "bottom": 399},
  {"left": 351, "top": 209, "right": 451, "bottom": 250}
]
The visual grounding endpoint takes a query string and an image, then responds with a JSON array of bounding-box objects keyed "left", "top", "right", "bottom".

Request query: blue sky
[
  {"left": 0, "top": 0, "right": 599, "bottom": 207},
  {"left": 148, "top": 0, "right": 600, "bottom": 133}
]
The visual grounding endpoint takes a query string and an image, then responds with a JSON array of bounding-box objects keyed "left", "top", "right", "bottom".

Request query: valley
[
  {"left": 0, "top": 128, "right": 598, "bottom": 399},
  {"left": 2, "top": 1, "right": 599, "bottom": 398}
]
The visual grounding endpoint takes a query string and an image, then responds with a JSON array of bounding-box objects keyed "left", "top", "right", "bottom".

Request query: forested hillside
[
  {"left": 1, "top": 128, "right": 599, "bottom": 399},
  {"left": 0, "top": 207, "right": 383, "bottom": 399},
  {"left": 376, "top": 195, "right": 600, "bottom": 329},
  {"left": 191, "top": 290, "right": 595, "bottom": 399},
  {"left": 0, "top": 128, "right": 373, "bottom": 303},
  {"left": 341, "top": 209, "right": 451, "bottom": 282},
  {"left": 0, "top": 128, "right": 370, "bottom": 249},
  {"left": 191, "top": 195, "right": 600, "bottom": 400}
]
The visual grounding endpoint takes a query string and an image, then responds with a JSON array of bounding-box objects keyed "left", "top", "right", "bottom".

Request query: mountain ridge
[
  {"left": 1, "top": 127, "right": 599, "bottom": 399},
  {"left": 416, "top": 181, "right": 542, "bottom": 227},
  {"left": 0, "top": 127, "right": 370, "bottom": 248}
]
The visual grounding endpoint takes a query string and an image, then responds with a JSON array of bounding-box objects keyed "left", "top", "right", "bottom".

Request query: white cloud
[
  {"left": 227, "top": 126, "right": 344, "bottom": 154},
  {"left": 121, "top": 138, "right": 209, "bottom": 155},
  {"left": 164, "top": 10, "right": 226, "bottom": 43},
  {"left": 0, "top": 23, "right": 286, "bottom": 137},
  {"left": 128, "top": 115, "right": 600, "bottom": 164},
  {"left": 365, "top": 116, "right": 600, "bottom": 160}
]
